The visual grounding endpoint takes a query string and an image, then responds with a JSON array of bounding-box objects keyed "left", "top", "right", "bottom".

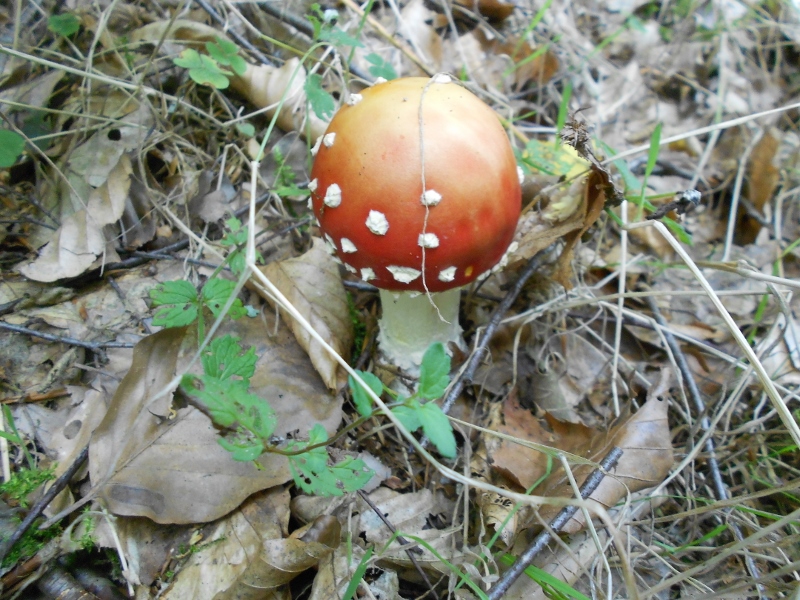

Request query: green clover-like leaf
[
  {"left": 392, "top": 398, "right": 422, "bottom": 433},
  {"left": 304, "top": 74, "right": 336, "bottom": 120},
  {"left": 181, "top": 374, "right": 276, "bottom": 441},
  {"left": 417, "top": 402, "right": 456, "bottom": 459},
  {"left": 365, "top": 53, "right": 397, "bottom": 80},
  {"left": 48, "top": 13, "right": 81, "bottom": 37},
  {"left": 173, "top": 49, "right": 231, "bottom": 89},
  {"left": 288, "top": 425, "right": 372, "bottom": 496},
  {"left": 202, "top": 279, "right": 246, "bottom": 320},
  {"left": 206, "top": 37, "right": 247, "bottom": 76},
  {"left": 201, "top": 335, "right": 256, "bottom": 382}
]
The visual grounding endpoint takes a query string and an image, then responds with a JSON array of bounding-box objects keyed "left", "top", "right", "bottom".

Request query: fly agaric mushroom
[{"left": 309, "top": 76, "right": 521, "bottom": 371}]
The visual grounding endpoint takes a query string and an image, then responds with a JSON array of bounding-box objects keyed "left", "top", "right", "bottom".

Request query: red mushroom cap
[{"left": 309, "top": 76, "right": 521, "bottom": 293}]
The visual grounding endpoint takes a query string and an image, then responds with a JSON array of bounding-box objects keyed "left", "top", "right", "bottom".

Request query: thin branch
[
  {"left": 487, "top": 446, "right": 624, "bottom": 600},
  {"left": 0, "top": 322, "right": 136, "bottom": 352},
  {"left": 0, "top": 444, "right": 90, "bottom": 563}
]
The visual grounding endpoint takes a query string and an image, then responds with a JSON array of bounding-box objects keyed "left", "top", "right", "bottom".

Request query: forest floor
[{"left": 1, "top": 0, "right": 799, "bottom": 599}]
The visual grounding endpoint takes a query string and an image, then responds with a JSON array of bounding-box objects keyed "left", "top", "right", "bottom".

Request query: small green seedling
[
  {"left": 364, "top": 53, "right": 397, "bottom": 80},
  {"left": 307, "top": 4, "right": 364, "bottom": 48},
  {"left": 149, "top": 222, "right": 374, "bottom": 496},
  {"left": 48, "top": 13, "right": 81, "bottom": 37},
  {"left": 205, "top": 37, "right": 247, "bottom": 76},
  {"left": 173, "top": 49, "right": 231, "bottom": 89},
  {"left": 173, "top": 38, "right": 246, "bottom": 91},
  {"left": 0, "top": 130, "right": 25, "bottom": 168},
  {"left": 349, "top": 343, "right": 458, "bottom": 459}
]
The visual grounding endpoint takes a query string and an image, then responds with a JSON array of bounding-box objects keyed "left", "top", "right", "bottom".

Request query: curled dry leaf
[
  {"left": 256, "top": 237, "right": 353, "bottom": 390},
  {"left": 538, "top": 396, "right": 673, "bottom": 533},
  {"left": 89, "top": 313, "right": 342, "bottom": 524},
  {"left": 19, "top": 154, "right": 133, "bottom": 282},
  {"left": 479, "top": 392, "right": 672, "bottom": 537},
  {"left": 162, "top": 488, "right": 292, "bottom": 600},
  {"left": 230, "top": 58, "right": 328, "bottom": 142}
]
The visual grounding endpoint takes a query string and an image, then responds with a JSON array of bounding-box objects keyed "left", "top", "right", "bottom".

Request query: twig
[
  {"left": 436, "top": 250, "right": 548, "bottom": 421},
  {"left": 645, "top": 295, "right": 765, "bottom": 596},
  {"left": 0, "top": 444, "right": 90, "bottom": 563},
  {"left": 0, "top": 322, "right": 135, "bottom": 353},
  {"left": 487, "top": 446, "right": 624, "bottom": 600},
  {"left": 357, "top": 489, "right": 437, "bottom": 595}
]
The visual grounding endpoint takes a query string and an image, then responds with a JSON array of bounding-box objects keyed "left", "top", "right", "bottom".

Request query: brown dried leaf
[
  {"left": 89, "top": 315, "right": 342, "bottom": 524},
  {"left": 356, "top": 487, "right": 460, "bottom": 572},
  {"left": 230, "top": 58, "right": 328, "bottom": 141},
  {"left": 483, "top": 393, "right": 672, "bottom": 534},
  {"left": 131, "top": 19, "right": 222, "bottom": 45},
  {"left": 508, "top": 176, "right": 590, "bottom": 272},
  {"left": 742, "top": 128, "right": 780, "bottom": 242},
  {"left": 399, "top": 0, "right": 443, "bottom": 74},
  {"left": 492, "top": 38, "right": 559, "bottom": 89},
  {"left": 162, "top": 488, "right": 292, "bottom": 600},
  {"left": 536, "top": 395, "right": 673, "bottom": 532},
  {"left": 551, "top": 170, "right": 608, "bottom": 288},
  {"left": 19, "top": 154, "right": 133, "bottom": 282},
  {"left": 257, "top": 238, "right": 353, "bottom": 390}
]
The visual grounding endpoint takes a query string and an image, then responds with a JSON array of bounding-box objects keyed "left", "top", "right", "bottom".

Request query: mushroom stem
[{"left": 378, "top": 288, "right": 463, "bottom": 372}]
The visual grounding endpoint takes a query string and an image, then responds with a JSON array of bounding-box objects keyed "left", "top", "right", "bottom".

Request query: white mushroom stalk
[{"left": 378, "top": 288, "right": 463, "bottom": 371}]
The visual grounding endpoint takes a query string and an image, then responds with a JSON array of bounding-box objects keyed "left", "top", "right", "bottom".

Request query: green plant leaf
[
  {"left": 349, "top": 370, "right": 383, "bottom": 417},
  {"left": 48, "top": 13, "right": 81, "bottom": 37},
  {"left": 304, "top": 74, "right": 336, "bottom": 120},
  {"left": 202, "top": 279, "right": 247, "bottom": 320},
  {"left": 235, "top": 122, "right": 255, "bottom": 137},
  {"left": 173, "top": 49, "right": 231, "bottom": 89},
  {"left": 181, "top": 375, "right": 276, "bottom": 441},
  {"left": 364, "top": 53, "right": 397, "bottom": 80},
  {"left": 0, "top": 130, "right": 26, "bottom": 168},
  {"left": 418, "top": 342, "right": 450, "bottom": 400},
  {"left": 392, "top": 399, "right": 422, "bottom": 433},
  {"left": 150, "top": 280, "right": 199, "bottom": 327},
  {"left": 206, "top": 37, "right": 247, "bottom": 75},
  {"left": 342, "top": 546, "right": 374, "bottom": 600},
  {"left": 218, "top": 437, "right": 264, "bottom": 462},
  {"left": 219, "top": 218, "right": 258, "bottom": 275},
  {"left": 320, "top": 27, "right": 364, "bottom": 48},
  {"left": 417, "top": 402, "right": 456, "bottom": 458},
  {"left": 288, "top": 424, "right": 373, "bottom": 496},
  {"left": 201, "top": 335, "right": 257, "bottom": 382}
]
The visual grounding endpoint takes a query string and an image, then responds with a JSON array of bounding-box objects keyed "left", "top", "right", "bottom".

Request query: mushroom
[{"left": 309, "top": 76, "right": 521, "bottom": 371}]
